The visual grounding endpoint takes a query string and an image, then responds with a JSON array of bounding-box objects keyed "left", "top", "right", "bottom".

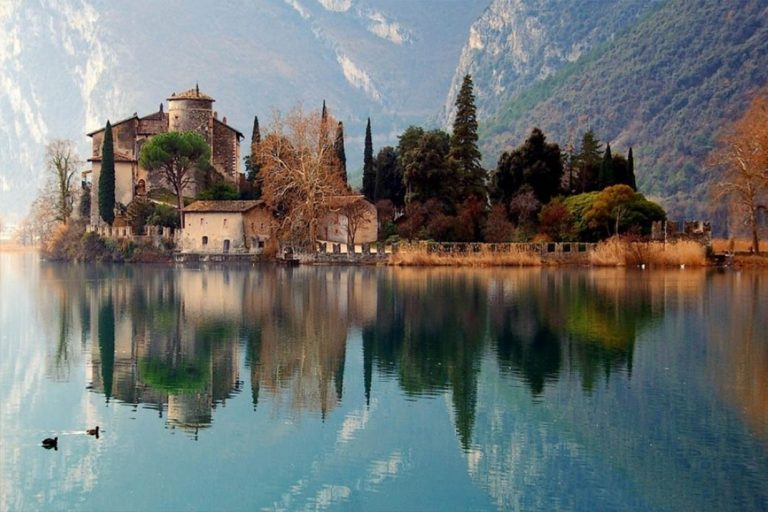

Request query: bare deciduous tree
[
  {"left": 709, "top": 94, "right": 768, "bottom": 253},
  {"left": 256, "top": 107, "right": 348, "bottom": 245},
  {"left": 338, "top": 197, "right": 373, "bottom": 245},
  {"left": 45, "top": 139, "right": 83, "bottom": 224}
]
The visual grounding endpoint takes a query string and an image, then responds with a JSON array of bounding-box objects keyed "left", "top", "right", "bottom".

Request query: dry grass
[
  {"left": 389, "top": 243, "right": 541, "bottom": 267},
  {"left": 712, "top": 238, "right": 759, "bottom": 253},
  {"left": 590, "top": 238, "right": 707, "bottom": 267}
]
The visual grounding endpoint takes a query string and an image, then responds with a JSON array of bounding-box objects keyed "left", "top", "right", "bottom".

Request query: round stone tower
[{"left": 166, "top": 84, "right": 215, "bottom": 145}]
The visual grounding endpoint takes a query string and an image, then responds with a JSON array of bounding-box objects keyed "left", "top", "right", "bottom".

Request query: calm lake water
[{"left": 1, "top": 251, "right": 767, "bottom": 511}]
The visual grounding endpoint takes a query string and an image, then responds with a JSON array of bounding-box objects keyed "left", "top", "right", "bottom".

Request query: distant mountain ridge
[{"left": 447, "top": 0, "right": 768, "bottom": 220}]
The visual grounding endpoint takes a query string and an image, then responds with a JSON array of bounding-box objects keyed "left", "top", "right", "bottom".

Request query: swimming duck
[
  {"left": 86, "top": 426, "right": 99, "bottom": 437},
  {"left": 42, "top": 436, "right": 58, "bottom": 449}
]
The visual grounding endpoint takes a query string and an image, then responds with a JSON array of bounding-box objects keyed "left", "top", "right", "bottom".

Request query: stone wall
[
  {"left": 212, "top": 119, "right": 240, "bottom": 183},
  {"left": 168, "top": 98, "right": 215, "bottom": 145}
]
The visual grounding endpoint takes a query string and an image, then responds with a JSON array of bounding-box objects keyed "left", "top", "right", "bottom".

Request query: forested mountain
[{"left": 448, "top": 0, "right": 768, "bottom": 220}]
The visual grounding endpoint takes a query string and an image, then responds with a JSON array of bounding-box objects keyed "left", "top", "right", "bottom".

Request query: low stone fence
[
  {"left": 86, "top": 224, "right": 179, "bottom": 248},
  {"left": 279, "top": 240, "right": 596, "bottom": 264},
  {"left": 315, "top": 241, "right": 397, "bottom": 264}
]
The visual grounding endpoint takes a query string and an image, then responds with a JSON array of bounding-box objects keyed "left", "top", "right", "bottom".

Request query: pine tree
[
  {"left": 599, "top": 142, "right": 614, "bottom": 189},
  {"left": 362, "top": 118, "right": 376, "bottom": 201},
  {"left": 450, "top": 75, "right": 485, "bottom": 200},
  {"left": 334, "top": 121, "right": 347, "bottom": 184},
  {"left": 98, "top": 120, "right": 115, "bottom": 225},
  {"left": 576, "top": 129, "right": 603, "bottom": 192},
  {"left": 627, "top": 147, "right": 637, "bottom": 190}
]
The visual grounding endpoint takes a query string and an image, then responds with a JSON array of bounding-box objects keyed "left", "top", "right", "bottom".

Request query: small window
[
  {"left": 223, "top": 218, "right": 228, "bottom": 228},
  {"left": 200, "top": 217, "right": 204, "bottom": 226},
  {"left": 258, "top": 240, "right": 265, "bottom": 248},
  {"left": 202, "top": 236, "right": 208, "bottom": 246}
]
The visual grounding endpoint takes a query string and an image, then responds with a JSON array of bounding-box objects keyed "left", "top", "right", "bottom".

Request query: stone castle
[{"left": 86, "top": 85, "right": 243, "bottom": 226}]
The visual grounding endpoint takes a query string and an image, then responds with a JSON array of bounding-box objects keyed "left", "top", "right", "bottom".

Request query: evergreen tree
[
  {"left": 319, "top": 100, "right": 329, "bottom": 148},
  {"left": 333, "top": 121, "right": 347, "bottom": 183},
  {"left": 450, "top": 75, "right": 486, "bottom": 200},
  {"left": 362, "top": 118, "right": 376, "bottom": 201},
  {"left": 245, "top": 114, "right": 262, "bottom": 185},
  {"left": 401, "top": 129, "right": 459, "bottom": 209},
  {"left": 98, "top": 120, "right": 115, "bottom": 225},
  {"left": 373, "top": 146, "right": 403, "bottom": 206},
  {"left": 627, "top": 147, "right": 637, "bottom": 190},
  {"left": 251, "top": 114, "right": 261, "bottom": 147},
  {"left": 492, "top": 127, "right": 563, "bottom": 207},
  {"left": 611, "top": 153, "right": 629, "bottom": 188},
  {"left": 599, "top": 142, "right": 614, "bottom": 189},
  {"left": 576, "top": 129, "right": 603, "bottom": 192}
]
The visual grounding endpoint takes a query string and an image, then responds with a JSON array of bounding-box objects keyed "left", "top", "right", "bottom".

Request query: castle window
[
  {"left": 202, "top": 236, "right": 208, "bottom": 246},
  {"left": 200, "top": 217, "right": 204, "bottom": 226},
  {"left": 223, "top": 218, "right": 228, "bottom": 228}
]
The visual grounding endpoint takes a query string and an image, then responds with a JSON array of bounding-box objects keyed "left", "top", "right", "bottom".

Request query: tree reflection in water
[{"left": 40, "top": 264, "right": 663, "bottom": 446}]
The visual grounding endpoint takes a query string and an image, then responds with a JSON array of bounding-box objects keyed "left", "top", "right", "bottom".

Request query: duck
[
  {"left": 86, "top": 426, "right": 100, "bottom": 437},
  {"left": 41, "top": 436, "right": 58, "bottom": 449}
]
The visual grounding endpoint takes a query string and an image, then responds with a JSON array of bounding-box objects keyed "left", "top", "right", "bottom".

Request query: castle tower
[{"left": 167, "top": 84, "right": 215, "bottom": 145}]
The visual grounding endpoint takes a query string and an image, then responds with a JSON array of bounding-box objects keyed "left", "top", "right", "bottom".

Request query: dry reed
[
  {"left": 590, "top": 238, "right": 706, "bottom": 267},
  {"left": 389, "top": 243, "right": 541, "bottom": 267}
]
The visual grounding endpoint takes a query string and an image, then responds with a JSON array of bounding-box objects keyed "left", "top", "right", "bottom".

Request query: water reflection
[{"left": 38, "top": 263, "right": 766, "bottom": 454}]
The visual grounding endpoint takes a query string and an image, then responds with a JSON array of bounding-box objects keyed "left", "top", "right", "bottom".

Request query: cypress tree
[
  {"left": 334, "top": 121, "right": 347, "bottom": 183},
  {"left": 600, "top": 142, "right": 614, "bottom": 189},
  {"left": 251, "top": 115, "right": 261, "bottom": 147},
  {"left": 319, "top": 100, "right": 330, "bottom": 149},
  {"left": 98, "top": 120, "right": 115, "bottom": 225},
  {"left": 450, "top": 75, "right": 486, "bottom": 200},
  {"left": 245, "top": 114, "right": 262, "bottom": 184},
  {"left": 627, "top": 147, "right": 637, "bottom": 190},
  {"left": 362, "top": 118, "right": 376, "bottom": 201}
]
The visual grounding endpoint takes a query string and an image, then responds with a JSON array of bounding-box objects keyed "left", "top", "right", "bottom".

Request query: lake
[{"left": 1, "top": 251, "right": 767, "bottom": 511}]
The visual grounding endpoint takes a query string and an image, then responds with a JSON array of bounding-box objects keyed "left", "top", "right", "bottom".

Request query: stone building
[
  {"left": 86, "top": 85, "right": 243, "bottom": 226},
  {"left": 179, "top": 200, "right": 272, "bottom": 254}
]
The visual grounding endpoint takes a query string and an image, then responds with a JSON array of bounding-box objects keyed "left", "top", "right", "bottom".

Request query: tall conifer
[
  {"left": 319, "top": 100, "right": 330, "bottom": 148},
  {"left": 98, "top": 120, "right": 115, "bottom": 225},
  {"left": 450, "top": 75, "right": 485, "bottom": 200},
  {"left": 600, "top": 142, "right": 614, "bottom": 189},
  {"left": 362, "top": 118, "right": 376, "bottom": 201},
  {"left": 627, "top": 147, "right": 637, "bottom": 190},
  {"left": 251, "top": 115, "right": 261, "bottom": 147},
  {"left": 334, "top": 121, "right": 347, "bottom": 184}
]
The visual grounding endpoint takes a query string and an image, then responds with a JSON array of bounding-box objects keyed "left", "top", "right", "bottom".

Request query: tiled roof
[
  {"left": 182, "top": 200, "right": 265, "bottom": 213},
  {"left": 214, "top": 117, "right": 244, "bottom": 138},
  {"left": 86, "top": 114, "right": 139, "bottom": 137},
  {"left": 88, "top": 150, "right": 136, "bottom": 163}
]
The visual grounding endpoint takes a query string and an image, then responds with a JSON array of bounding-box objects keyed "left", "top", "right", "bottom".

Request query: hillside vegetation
[{"left": 479, "top": 0, "right": 768, "bottom": 220}]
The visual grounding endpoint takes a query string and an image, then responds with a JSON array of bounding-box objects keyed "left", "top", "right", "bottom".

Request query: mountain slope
[{"left": 453, "top": 0, "right": 768, "bottom": 220}]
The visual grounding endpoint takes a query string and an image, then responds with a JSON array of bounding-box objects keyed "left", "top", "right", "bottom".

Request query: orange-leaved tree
[
  {"left": 709, "top": 93, "right": 768, "bottom": 253},
  {"left": 255, "top": 106, "right": 348, "bottom": 245}
]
